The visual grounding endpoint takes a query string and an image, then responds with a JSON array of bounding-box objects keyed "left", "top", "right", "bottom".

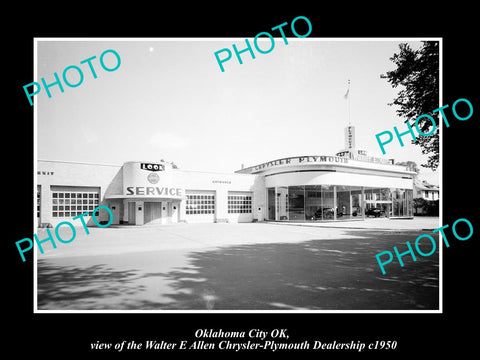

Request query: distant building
[
  {"left": 414, "top": 180, "right": 440, "bottom": 201},
  {"left": 412, "top": 180, "right": 439, "bottom": 216}
]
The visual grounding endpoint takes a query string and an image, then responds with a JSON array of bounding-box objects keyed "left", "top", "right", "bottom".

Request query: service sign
[{"left": 122, "top": 161, "right": 184, "bottom": 199}]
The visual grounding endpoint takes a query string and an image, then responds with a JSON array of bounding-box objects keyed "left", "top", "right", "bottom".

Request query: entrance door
[
  {"left": 109, "top": 202, "right": 120, "bottom": 225},
  {"left": 267, "top": 188, "right": 275, "bottom": 220},
  {"left": 128, "top": 202, "right": 136, "bottom": 224},
  {"left": 169, "top": 202, "right": 179, "bottom": 223},
  {"left": 144, "top": 202, "right": 162, "bottom": 224}
]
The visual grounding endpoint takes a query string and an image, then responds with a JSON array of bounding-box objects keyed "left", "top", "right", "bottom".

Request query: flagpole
[{"left": 347, "top": 79, "right": 351, "bottom": 126}]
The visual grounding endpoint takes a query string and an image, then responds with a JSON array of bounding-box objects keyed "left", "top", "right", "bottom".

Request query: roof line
[{"left": 38, "top": 159, "right": 121, "bottom": 167}]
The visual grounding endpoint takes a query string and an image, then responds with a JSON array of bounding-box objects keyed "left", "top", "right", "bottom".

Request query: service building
[{"left": 36, "top": 126, "right": 416, "bottom": 227}]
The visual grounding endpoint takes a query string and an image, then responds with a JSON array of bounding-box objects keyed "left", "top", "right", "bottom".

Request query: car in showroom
[{"left": 365, "top": 207, "right": 385, "bottom": 217}]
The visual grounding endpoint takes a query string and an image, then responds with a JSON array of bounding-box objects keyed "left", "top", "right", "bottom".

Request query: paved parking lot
[{"left": 36, "top": 218, "right": 440, "bottom": 311}]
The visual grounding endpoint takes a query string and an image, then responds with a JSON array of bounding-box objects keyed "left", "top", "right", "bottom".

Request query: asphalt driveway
[{"left": 36, "top": 221, "right": 440, "bottom": 311}]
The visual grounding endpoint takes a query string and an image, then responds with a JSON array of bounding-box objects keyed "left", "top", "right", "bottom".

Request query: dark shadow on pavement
[
  {"left": 37, "top": 261, "right": 145, "bottom": 310},
  {"left": 142, "top": 230, "right": 439, "bottom": 310},
  {"left": 37, "top": 230, "right": 439, "bottom": 310}
]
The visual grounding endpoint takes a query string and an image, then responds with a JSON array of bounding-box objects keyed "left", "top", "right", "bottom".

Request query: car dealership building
[{"left": 36, "top": 126, "right": 416, "bottom": 227}]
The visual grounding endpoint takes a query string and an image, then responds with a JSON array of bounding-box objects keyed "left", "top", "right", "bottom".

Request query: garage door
[
  {"left": 185, "top": 191, "right": 216, "bottom": 223},
  {"left": 227, "top": 191, "right": 253, "bottom": 223},
  {"left": 50, "top": 185, "right": 100, "bottom": 219}
]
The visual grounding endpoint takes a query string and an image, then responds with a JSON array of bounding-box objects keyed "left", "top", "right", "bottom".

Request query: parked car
[
  {"left": 309, "top": 207, "right": 360, "bottom": 220},
  {"left": 312, "top": 207, "right": 343, "bottom": 220},
  {"left": 365, "top": 207, "right": 384, "bottom": 217}
]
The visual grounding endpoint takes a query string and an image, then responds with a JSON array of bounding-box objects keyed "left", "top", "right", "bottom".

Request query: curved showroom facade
[{"left": 236, "top": 155, "right": 416, "bottom": 222}]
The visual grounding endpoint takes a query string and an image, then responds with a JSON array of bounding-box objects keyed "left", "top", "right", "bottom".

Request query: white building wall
[
  {"left": 265, "top": 171, "right": 413, "bottom": 190},
  {"left": 37, "top": 160, "right": 121, "bottom": 227},
  {"left": 176, "top": 170, "right": 257, "bottom": 223},
  {"left": 216, "top": 188, "right": 229, "bottom": 222},
  {"left": 252, "top": 176, "right": 266, "bottom": 221}
]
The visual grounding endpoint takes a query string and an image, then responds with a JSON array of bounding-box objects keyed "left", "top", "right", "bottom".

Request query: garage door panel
[{"left": 186, "top": 191, "right": 215, "bottom": 223}]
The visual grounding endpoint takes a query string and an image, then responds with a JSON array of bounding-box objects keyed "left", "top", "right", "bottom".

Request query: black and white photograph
[{"left": 6, "top": 5, "right": 478, "bottom": 358}]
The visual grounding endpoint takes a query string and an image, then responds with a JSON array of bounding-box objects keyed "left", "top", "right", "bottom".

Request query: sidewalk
[{"left": 263, "top": 216, "right": 440, "bottom": 231}]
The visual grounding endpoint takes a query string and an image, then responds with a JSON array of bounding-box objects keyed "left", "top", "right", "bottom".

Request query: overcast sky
[{"left": 36, "top": 38, "right": 439, "bottom": 184}]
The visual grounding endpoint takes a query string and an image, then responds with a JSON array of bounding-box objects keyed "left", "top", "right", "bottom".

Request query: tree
[
  {"left": 395, "top": 160, "right": 420, "bottom": 177},
  {"left": 413, "top": 198, "right": 439, "bottom": 216},
  {"left": 381, "top": 41, "right": 439, "bottom": 170},
  {"left": 413, "top": 198, "right": 428, "bottom": 215}
]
